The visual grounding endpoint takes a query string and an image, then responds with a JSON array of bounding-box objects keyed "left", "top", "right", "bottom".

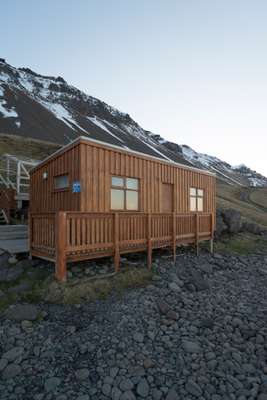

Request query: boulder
[
  {"left": 216, "top": 210, "right": 228, "bottom": 237},
  {"left": 222, "top": 209, "right": 242, "bottom": 234}
]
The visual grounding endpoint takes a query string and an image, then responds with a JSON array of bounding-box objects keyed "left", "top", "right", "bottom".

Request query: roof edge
[{"left": 30, "top": 135, "right": 216, "bottom": 177}]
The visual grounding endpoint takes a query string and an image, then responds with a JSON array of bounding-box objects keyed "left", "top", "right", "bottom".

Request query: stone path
[{"left": 1, "top": 251, "right": 267, "bottom": 399}]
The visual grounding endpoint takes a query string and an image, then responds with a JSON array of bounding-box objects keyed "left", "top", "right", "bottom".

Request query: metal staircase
[{"left": 0, "top": 154, "right": 38, "bottom": 200}]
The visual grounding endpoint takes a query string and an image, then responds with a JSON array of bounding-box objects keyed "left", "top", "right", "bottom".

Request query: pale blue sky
[{"left": 1, "top": 0, "right": 267, "bottom": 175}]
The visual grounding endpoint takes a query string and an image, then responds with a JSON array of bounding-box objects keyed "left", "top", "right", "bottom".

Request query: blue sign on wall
[{"left": 72, "top": 181, "right": 81, "bottom": 193}]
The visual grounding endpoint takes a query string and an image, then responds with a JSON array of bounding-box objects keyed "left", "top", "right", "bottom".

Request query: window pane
[
  {"left": 111, "top": 189, "right": 124, "bottom": 209},
  {"left": 111, "top": 176, "right": 124, "bottom": 187},
  {"left": 197, "top": 189, "right": 203, "bottom": 197},
  {"left": 190, "top": 197, "right": 197, "bottom": 212},
  {"left": 126, "top": 178, "right": 138, "bottom": 190},
  {"left": 190, "top": 187, "right": 196, "bottom": 196},
  {"left": 55, "top": 175, "right": 68, "bottom": 189},
  {"left": 126, "top": 190, "right": 138, "bottom": 210},
  {"left": 197, "top": 197, "right": 203, "bottom": 211}
]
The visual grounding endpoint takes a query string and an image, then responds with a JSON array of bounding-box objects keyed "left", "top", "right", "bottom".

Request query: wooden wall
[
  {"left": 30, "top": 144, "right": 81, "bottom": 213},
  {"left": 30, "top": 139, "right": 216, "bottom": 214},
  {"left": 79, "top": 141, "right": 216, "bottom": 214}
]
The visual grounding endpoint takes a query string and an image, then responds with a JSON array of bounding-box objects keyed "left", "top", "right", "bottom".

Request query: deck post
[
  {"left": 114, "top": 213, "right": 120, "bottom": 272},
  {"left": 172, "top": 212, "right": 176, "bottom": 263},
  {"left": 55, "top": 211, "right": 67, "bottom": 282},
  {"left": 210, "top": 212, "right": 214, "bottom": 253},
  {"left": 147, "top": 213, "right": 152, "bottom": 269},
  {"left": 195, "top": 213, "right": 199, "bottom": 256},
  {"left": 28, "top": 212, "right": 32, "bottom": 260}
]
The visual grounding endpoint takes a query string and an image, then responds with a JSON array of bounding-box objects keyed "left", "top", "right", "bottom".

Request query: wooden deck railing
[{"left": 30, "top": 211, "right": 214, "bottom": 281}]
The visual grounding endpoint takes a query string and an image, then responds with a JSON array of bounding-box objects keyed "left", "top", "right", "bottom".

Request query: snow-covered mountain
[
  {"left": 181, "top": 146, "right": 267, "bottom": 187},
  {"left": 0, "top": 58, "right": 266, "bottom": 187}
]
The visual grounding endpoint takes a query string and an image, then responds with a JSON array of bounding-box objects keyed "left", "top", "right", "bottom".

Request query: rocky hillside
[{"left": 0, "top": 58, "right": 266, "bottom": 187}]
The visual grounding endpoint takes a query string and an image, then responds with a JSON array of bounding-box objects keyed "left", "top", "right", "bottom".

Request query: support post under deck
[{"left": 55, "top": 211, "right": 67, "bottom": 282}]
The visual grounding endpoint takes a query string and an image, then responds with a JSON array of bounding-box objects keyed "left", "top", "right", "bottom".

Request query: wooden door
[{"left": 161, "top": 183, "right": 173, "bottom": 213}]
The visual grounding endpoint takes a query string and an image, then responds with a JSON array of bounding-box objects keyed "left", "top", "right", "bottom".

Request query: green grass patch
[{"left": 215, "top": 233, "right": 267, "bottom": 255}]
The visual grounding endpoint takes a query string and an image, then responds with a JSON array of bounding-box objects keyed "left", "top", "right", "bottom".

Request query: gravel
[{"left": 0, "top": 251, "right": 267, "bottom": 399}]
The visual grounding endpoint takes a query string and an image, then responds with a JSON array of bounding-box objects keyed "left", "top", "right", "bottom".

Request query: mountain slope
[{"left": 0, "top": 58, "right": 266, "bottom": 187}]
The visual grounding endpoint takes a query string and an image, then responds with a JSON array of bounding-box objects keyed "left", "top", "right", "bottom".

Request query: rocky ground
[{"left": 1, "top": 248, "right": 267, "bottom": 399}]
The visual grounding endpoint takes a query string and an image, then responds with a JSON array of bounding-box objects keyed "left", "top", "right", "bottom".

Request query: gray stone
[
  {"left": 44, "top": 377, "right": 61, "bottom": 392},
  {"left": 2, "top": 346, "right": 24, "bottom": 362},
  {"left": 110, "top": 366, "right": 119, "bottom": 378},
  {"left": 133, "top": 332, "right": 144, "bottom": 343},
  {"left": 143, "top": 358, "right": 154, "bottom": 369},
  {"left": 120, "top": 378, "right": 134, "bottom": 391},
  {"left": 111, "top": 387, "right": 121, "bottom": 400},
  {"left": 76, "top": 396, "right": 89, "bottom": 400},
  {"left": 258, "top": 395, "right": 267, "bottom": 400},
  {"left": 102, "top": 383, "right": 111, "bottom": 396},
  {"left": 8, "top": 256, "right": 18, "bottom": 265},
  {"left": 2, "top": 363, "right": 21, "bottom": 379},
  {"left": 166, "top": 388, "right": 179, "bottom": 400},
  {"left": 157, "top": 299, "right": 170, "bottom": 315},
  {"left": 186, "top": 379, "right": 202, "bottom": 397},
  {"left": 152, "top": 388, "right": 163, "bottom": 400},
  {"left": 168, "top": 282, "right": 181, "bottom": 292},
  {"left": 222, "top": 209, "right": 242, "bottom": 234},
  {"left": 0, "top": 358, "right": 8, "bottom": 371},
  {"left": 5, "top": 304, "right": 39, "bottom": 321},
  {"left": 190, "top": 269, "right": 210, "bottom": 291},
  {"left": 136, "top": 378, "right": 149, "bottom": 398},
  {"left": 120, "top": 391, "right": 136, "bottom": 400},
  {"left": 182, "top": 339, "right": 201, "bottom": 353},
  {"left": 75, "top": 368, "right": 90, "bottom": 381},
  {"left": 166, "top": 310, "right": 179, "bottom": 320}
]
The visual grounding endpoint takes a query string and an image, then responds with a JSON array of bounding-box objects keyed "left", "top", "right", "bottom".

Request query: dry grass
[
  {"left": 0, "top": 133, "right": 60, "bottom": 160},
  {"left": 249, "top": 188, "right": 267, "bottom": 209},
  {"left": 217, "top": 182, "right": 267, "bottom": 228},
  {"left": 45, "top": 267, "right": 153, "bottom": 304}
]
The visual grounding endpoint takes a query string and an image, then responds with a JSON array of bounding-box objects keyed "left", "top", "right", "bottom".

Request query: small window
[
  {"left": 54, "top": 174, "right": 69, "bottom": 190},
  {"left": 111, "top": 176, "right": 139, "bottom": 210},
  {"left": 190, "top": 187, "right": 204, "bottom": 212},
  {"left": 111, "top": 189, "right": 124, "bottom": 210},
  {"left": 111, "top": 176, "right": 124, "bottom": 187}
]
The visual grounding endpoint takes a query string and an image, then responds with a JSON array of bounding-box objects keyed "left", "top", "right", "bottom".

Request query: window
[
  {"left": 190, "top": 187, "right": 204, "bottom": 211},
  {"left": 111, "top": 176, "right": 139, "bottom": 210},
  {"left": 54, "top": 174, "right": 69, "bottom": 190}
]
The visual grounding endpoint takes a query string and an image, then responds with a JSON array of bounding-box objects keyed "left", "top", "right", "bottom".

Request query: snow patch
[
  {"left": 87, "top": 117, "right": 125, "bottom": 143},
  {"left": 39, "top": 100, "right": 88, "bottom": 133},
  {"left": 0, "top": 73, "right": 10, "bottom": 83},
  {"left": 0, "top": 86, "right": 18, "bottom": 119}
]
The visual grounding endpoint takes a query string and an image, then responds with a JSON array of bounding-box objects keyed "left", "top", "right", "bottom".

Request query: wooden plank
[
  {"left": 114, "top": 213, "right": 120, "bottom": 272},
  {"left": 195, "top": 213, "right": 199, "bottom": 256},
  {"left": 55, "top": 211, "right": 67, "bottom": 282},
  {"left": 147, "top": 213, "right": 152, "bottom": 269}
]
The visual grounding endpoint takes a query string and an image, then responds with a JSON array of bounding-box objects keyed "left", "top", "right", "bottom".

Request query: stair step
[{"left": 0, "top": 224, "right": 28, "bottom": 239}]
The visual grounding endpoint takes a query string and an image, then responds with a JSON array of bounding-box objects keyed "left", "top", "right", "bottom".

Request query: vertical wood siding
[
  {"left": 30, "top": 144, "right": 81, "bottom": 212},
  {"left": 79, "top": 142, "right": 216, "bottom": 214},
  {"left": 30, "top": 139, "right": 216, "bottom": 215}
]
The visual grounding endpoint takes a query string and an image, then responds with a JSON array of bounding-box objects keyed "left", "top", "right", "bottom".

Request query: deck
[{"left": 29, "top": 211, "right": 215, "bottom": 281}]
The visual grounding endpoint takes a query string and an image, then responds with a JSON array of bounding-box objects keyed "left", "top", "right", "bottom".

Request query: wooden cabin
[{"left": 29, "top": 136, "right": 216, "bottom": 281}]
